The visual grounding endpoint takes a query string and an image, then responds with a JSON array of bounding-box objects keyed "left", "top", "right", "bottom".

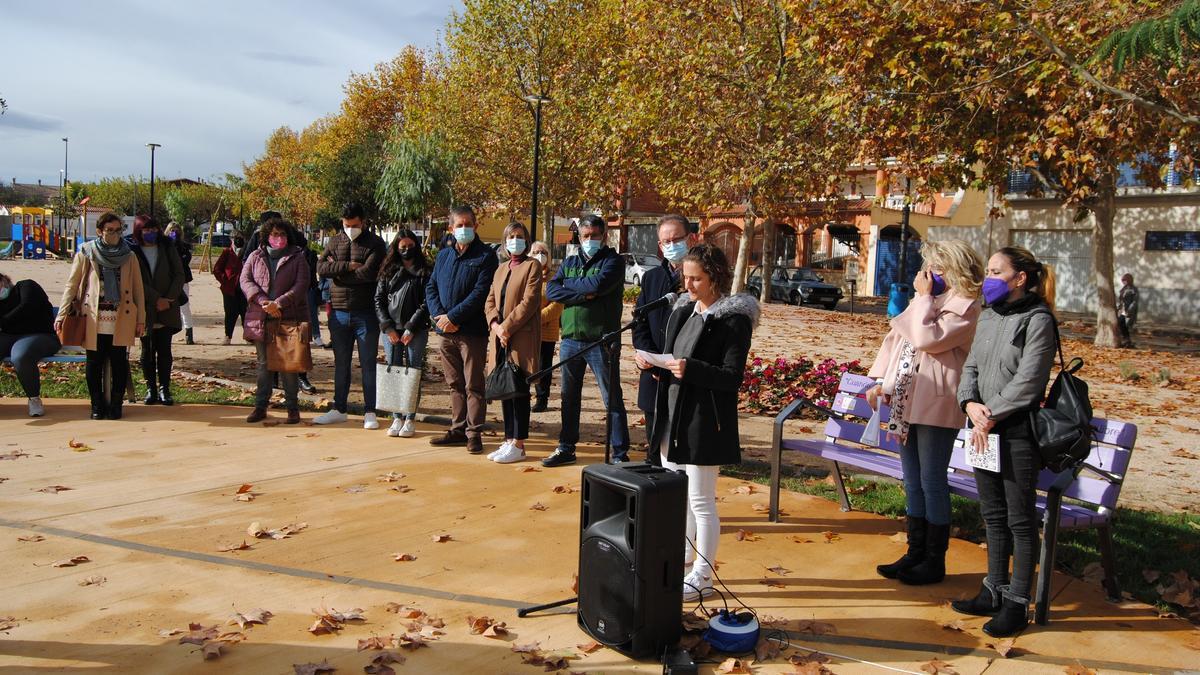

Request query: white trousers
[
  {"left": 180, "top": 283, "right": 193, "bottom": 330},
  {"left": 660, "top": 447, "right": 720, "bottom": 578}
]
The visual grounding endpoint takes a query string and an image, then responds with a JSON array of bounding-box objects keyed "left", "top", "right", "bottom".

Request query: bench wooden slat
[
  {"left": 838, "top": 372, "right": 878, "bottom": 395},
  {"left": 823, "top": 417, "right": 903, "bottom": 453},
  {"left": 781, "top": 439, "right": 905, "bottom": 479},
  {"left": 831, "top": 391, "right": 890, "bottom": 420}
]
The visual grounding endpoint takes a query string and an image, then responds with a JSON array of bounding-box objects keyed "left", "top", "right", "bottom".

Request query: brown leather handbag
[
  {"left": 265, "top": 320, "right": 313, "bottom": 373},
  {"left": 56, "top": 301, "right": 87, "bottom": 347}
]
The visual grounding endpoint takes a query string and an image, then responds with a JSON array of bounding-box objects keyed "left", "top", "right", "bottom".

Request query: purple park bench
[{"left": 768, "top": 372, "right": 1136, "bottom": 626}]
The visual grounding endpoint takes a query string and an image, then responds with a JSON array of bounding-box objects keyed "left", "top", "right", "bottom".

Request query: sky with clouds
[{"left": 0, "top": 0, "right": 457, "bottom": 187}]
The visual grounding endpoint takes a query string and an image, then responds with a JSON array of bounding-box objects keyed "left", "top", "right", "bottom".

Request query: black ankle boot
[
  {"left": 951, "top": 579, "right": 1002, "bottom": 616},
  {"left": 898, "top": 522, "right": 949, "bottom": 585},
  {"left": 91, "top": 403, "right": 107, "bottom": 420},
  {"left": 877, "top": 515, "right": 927, "bottom": 579},
  {"left": 531, "top": 397, "right": 549, "bottom": 413},
  {"left": 143, "top": 389, "right": 161, "bottom": 405},
  {"left": 983, "top": 595, "right": 1030, "bottom": 637},
  {"left": 159, "top": 385, "right": 174, "bottom": 406},
  {"left": 107, "top": 403, "right": 123, "bottom": 420},
  {"left": 185, "top": 328, "right": 195, "bottom": 345},
  {"left": 298, "top": 375, "right": 317, "bottom": 395}
]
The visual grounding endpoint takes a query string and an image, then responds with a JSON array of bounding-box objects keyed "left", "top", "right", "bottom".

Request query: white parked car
[{"left": 621, "top": 253, "right": 660, "bottom": 286}]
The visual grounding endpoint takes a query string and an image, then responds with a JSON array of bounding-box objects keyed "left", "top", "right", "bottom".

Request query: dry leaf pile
[
  {"left": 308, "top": 607, "right": 365, "bottom": 635},
  {"left": 510, "top": 642, "right": 581, "bottom": 671},
  {"left": 467, "top": 615, "right": 510, "bottom": 639},
  {"left": 175, "top": 622, "right": 246, "bottom": 661},
  {"left": 1147, "top": 569, "right": 1200, "bottom": 619}
]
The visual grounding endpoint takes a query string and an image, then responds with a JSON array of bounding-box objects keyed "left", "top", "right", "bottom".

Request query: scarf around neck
[{"left": 83, "top": 239, "right": 132, "bottom": 304}]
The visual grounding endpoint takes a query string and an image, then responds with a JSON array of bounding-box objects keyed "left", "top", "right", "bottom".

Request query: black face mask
[{"left": 399, "top": 248, "right": 416, "bottom": 260}]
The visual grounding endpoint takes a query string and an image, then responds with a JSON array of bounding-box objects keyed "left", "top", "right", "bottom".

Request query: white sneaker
[
  {"left": 363, "top": 412, "right": 380, "bottom": 430},
  {"left": 487, "top": 441, "right": 513, "bottom": 460},
  {"left": 682, "top": 569, "right": 714, "bottom": 602},
  {"left": 221, "top": 336, "right": 232, "bottom": 346},
  {"left": 387, "top": 418, "right": 404, "bottom": 437},
  {"left": 313, "top": 409, "right": 348, "bottom": 425},
  {"left": 28, "top": 397, "right": 44, "bottom": 417},
  {"left": 492, "top": 443, "right": 526, "bottom": 464},
  {"left": 399, "top": 419, "right": 415, "bottom": 437},
  {"left": 310, "top": 337, "right": 324, "bottom": 347}
]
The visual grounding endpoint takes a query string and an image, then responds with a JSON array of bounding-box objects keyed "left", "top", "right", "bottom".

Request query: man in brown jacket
[{"left": 314, "top": 203, "right": 387, "bottom": 428}]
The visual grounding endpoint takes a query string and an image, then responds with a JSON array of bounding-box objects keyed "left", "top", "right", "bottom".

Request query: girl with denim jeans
[
  {"left": 374, "top": 229, "right": 430, "bottom": 437},
  {"left": 866, "top": 240, "right": 983, "bottom": 587},
  {"left": 954, "top": 246, "right": 1058, "bottom": 638}
]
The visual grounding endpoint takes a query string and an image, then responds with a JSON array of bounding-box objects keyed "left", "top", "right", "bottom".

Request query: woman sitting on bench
[
  {"left": 0, "top": 273, "right": 61, "bottom": 417},
  {"left": 867, "top": 239, "right": 984, "bottom": 586},
  {"left": 954, "top": 245, "right": 1057, "bottom": 637}
]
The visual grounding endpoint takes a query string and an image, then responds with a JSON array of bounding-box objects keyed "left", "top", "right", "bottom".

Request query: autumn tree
[
  {"left": 376, "top": 131, "right": 460, "bottom": 228},
  {"left": 807, "top": 0, "right": 1200, "bottom": 346},
  {"left": 612, "top": 0, "right": 857, "bottom": 298}
]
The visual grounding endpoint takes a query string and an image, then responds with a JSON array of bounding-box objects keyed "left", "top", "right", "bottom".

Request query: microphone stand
[{"left": 517, "top": 310, "right": 650, "bottom": 618}]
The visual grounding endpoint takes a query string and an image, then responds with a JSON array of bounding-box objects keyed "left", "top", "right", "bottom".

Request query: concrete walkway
[{"left": 0, "top": 401, "right": 1196, "bottom": 673}]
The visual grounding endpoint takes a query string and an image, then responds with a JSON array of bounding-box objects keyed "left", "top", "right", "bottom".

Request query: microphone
[{"left": 633, "top": 292, "right": 678, "bottom": 317}]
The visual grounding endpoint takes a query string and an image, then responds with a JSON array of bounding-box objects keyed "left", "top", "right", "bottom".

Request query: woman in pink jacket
[{"left": 867, "top": 239, "right": 983, "bottom": 586}]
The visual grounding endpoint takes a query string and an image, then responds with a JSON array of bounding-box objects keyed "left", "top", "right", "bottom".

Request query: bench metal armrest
[
  {"left": 769, "top": 396, "right": 843, "bottom": 522},
  {"left": 1079, "top": 461, "right": 1122, "bottom": 485}
]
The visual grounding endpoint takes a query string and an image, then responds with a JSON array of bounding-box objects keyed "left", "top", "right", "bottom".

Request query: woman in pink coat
[{"left": 867, "top": 239, "right": 983, "bottom": 586}]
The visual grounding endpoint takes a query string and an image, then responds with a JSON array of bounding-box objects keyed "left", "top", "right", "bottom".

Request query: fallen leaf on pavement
[
  {"left": 889, "top": 532, "right": 908, "bottom": 543},
  {"left": 791, "top": 536, "right": 814, "bottom": 544},
  {"left": 530, "top": 502, "right": 548, "bottom": 511},
  {"left": 344, "top": 484, "right": 369, "bottom": 494},
  {"left": 377, "top": 471, "right": 406, "bottom": 482},
  {"left": 987, "top": 639, "right": 1017, "bottom": 657},
  {"left": 822, "top": 531, "right": 842, "bottom": 543},
  {"left": 718, "top": 657, "right": 753, "bottom": 673},
  {"left": 512, "top": 642, "right": 542, "bottom": 653},
  {"left": 229, "top": 608, "right": 272, "bottom": 629},
  {"left": 431, "top": 534, "right": 452, "bottom": 542},
  {"left": 178, "top": 623, "right": 219, "bottom": 646},
  {"left": 766, "top": 565, "right": 791, "bottom": 576},
  {"left": 389, "top": 484, "right": 413, "bottom": 493},
  {"left": 293, "top": 660, "right": 336, "bottom": 675},
  {"left": 217, "top": 540, "right": 253, "bottom": 552},
  {"left": 308, "top": 607, "right": 364, "bottom": 634},
  {"left": 940, "top": 619, "right": 966, "bottom": 632},
  {"left": 393, "top": 553, "right": 417, "bottom": 562},
  {"left": 729, "top": 485, "right": 757, "bottom": 495},
  {"left": 17, "top": 535, "right": 44, "bottom": 543},
  {"left": 49, "top": 555, "right": 91, "bottom": 568},
  {"left": 358, "top": 635, "right": 394, "bottom": 651},
  {"left": 0, "top": 450, "right": 30, "bottom": 460},
  {"left": 78, "top": 575, "right": 106, "bottom": 586},
  {"left": 156, "top": 628, "right": 182, "bottom": 638},
  {"left": 552, "top": 485, "right": 577, "bottom": 494},
  {"left": 921, "top": 658, "right": 958, "bottom": 674},
  {"left": 247, "top": 521, "right": 307, "bottom": 540},
  {"left": 364, "top": 651, "right": 405, "bottom": 674},
  {"left": 320, "top": 456, "right": 337, "bottom": 461},
  {"left": 759, "top": 578, "right": 787, "bottom": 588},
  {"left": 68, "top": 439, "right": 92, "bottom": 452},
  {"left": 736, "top": 529, "right": 761, "bottom": 542},
  {"left": 754, "top": 636, "right": 780, "bottom": 661},
  {"left": 795, "top": 620, "right": 836, "bottom": 635},
  {"left": 1063, "top": 665, "right": 1096, "bottom": 675},
  {"left": 35, "top": 485, "right": 72, "bottom": 494},
  {"left": 518, "top": 466, "right": 541, "bottom": 472}
]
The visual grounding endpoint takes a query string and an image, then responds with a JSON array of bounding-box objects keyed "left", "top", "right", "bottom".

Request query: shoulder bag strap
[{"left": 497, "top": 267, "right": 514, "bottom": 363}]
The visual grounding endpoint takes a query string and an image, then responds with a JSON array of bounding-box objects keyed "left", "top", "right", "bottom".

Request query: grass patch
[
  {"left": 723, "top": 462, "right": 1200, "bottom": 617},
  {"left": 0, "top": 361, "right": 321, "bottom": 410}
]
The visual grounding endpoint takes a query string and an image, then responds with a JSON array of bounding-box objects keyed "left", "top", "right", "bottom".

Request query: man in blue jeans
[
  {"left": 314, "top": 203, "right": 386, "bottom": 428},
  {"left": 543, "top": 215, "right": 630, "bottom": 466}
]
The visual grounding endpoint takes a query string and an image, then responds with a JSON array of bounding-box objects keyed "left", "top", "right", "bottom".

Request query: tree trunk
[
  {"left": 1090, "top": 171, "right": 1120, "bottom": 348},
  {"left": 731, "top": 219, "right": 756, "bottom": 295},
  {"left": 759, "top": 217, "right": 776, "bottom": 304},
  {"left": 542, "top": 204, "right": 554, "bottom": 254}
]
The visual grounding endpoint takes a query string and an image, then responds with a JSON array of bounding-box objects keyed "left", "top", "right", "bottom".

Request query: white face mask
[
  {"left": 344, "top": 227, "right": 362, "bottom": 241},
  {"left": 532, "top": 252, "right": 548, "bottom": 266}
]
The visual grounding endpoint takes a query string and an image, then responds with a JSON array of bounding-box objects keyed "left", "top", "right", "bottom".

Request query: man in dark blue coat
[
  {"left": 632, "top": 214, "right": 696, "bottom": 460},
  {"left": 425, "top": 205, "right": 499, "bottom": 454}
]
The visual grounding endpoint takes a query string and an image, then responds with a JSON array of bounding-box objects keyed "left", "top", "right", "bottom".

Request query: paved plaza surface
[{"left": 0, "top": 403, "right": 1197, "bottom": 673}]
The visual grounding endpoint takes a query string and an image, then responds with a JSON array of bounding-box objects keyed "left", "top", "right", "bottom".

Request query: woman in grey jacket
[{"left": 954, "top": 245, "right": 1057, "bottom": 637}]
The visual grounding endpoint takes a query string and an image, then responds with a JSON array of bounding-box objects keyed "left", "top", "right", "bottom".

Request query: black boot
[
  {"left": 898, "top": 522, "right": 949, "bottom": 585},
  {"left": 143, "top": 374, "right": 160, "bottom": 405},
  {"left": 531, "top": 397, "right": 548, "bottom": 413},
  {"left": 877, "top": 515, "right": 927, "bottom": 579},
  {"left": 951, "top": 578, "right": 1002, "bottom": 616},
  {"left": 159, "top": 385, "right": 175, "bottom": 406},
  {"left": 107, "top": 402, "right": 123, "bottom": 420},
  {"left": 983, "top": 593, "right": 1030, "bottom": 637},
  {"left": 91, "top": 403, "right": 107, "bottom": 420},
  {"left": 185, "top": 328, "right": 195, "bottom": 345},
  {"left": 298, "top": 374, "right": 317, "bottom": 395}
]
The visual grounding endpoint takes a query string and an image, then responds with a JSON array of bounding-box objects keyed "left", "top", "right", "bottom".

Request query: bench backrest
[
  {"left": 949, "top": 418, "right": 1137, "bottom": 510},
  {"left": 824, "top": 372, "right": 903, "bottom": 454}
]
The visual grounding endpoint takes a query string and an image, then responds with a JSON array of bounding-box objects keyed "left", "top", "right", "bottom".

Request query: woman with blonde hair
[{"left": 867, "top": 239, "right": 984, "bottom": 586}]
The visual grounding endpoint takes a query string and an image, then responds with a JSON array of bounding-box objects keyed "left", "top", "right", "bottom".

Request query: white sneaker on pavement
[
  {"left": 28, "top": 397, "right": 44, "bottom": 417},
  {"left": 399, "top": 419, "right": 415, "bottom": 437},
  {"left": 487, "top": 441, "right": 513, "bottom": 461},
  {"left": 682, "top": 569, "right": 714, "bottom": 602},
  {"left": 492, "top": 443, "right": 526, "bottom": 464},
  {"left": 313, "top": 409, "right": 348, "bottom": 425},
  {"left": 363, "top": 412, "right": 380, "bottom": 430},
  {"left": 387, "top": 418, "right": 404, "bottom": 437},
  {"left": 310, "top": 337, "right": 324, "bottom": 347}
]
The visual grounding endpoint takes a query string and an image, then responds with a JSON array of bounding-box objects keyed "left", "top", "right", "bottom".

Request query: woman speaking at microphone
[{"left": 635, "top": 244, "right": 757, "bottom": 602}]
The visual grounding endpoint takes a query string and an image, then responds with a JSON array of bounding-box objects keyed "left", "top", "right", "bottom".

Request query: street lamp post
[
  {"left": 58, "top": 170, "right": 65, "bottom": 235},
  {"left": 146, "top": 143, "right": 161, "bottom": 219},
  {"left": 522, "top": 94, "right": 552, "bottom": 242}
]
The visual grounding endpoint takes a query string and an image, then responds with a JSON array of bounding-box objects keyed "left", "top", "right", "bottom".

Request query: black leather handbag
[
  {"left": 1029, "top": 318, "right": 1095, "bottom": 473},
  {"left": 484, "top": 269, "right": 528, "bottom": 402}
]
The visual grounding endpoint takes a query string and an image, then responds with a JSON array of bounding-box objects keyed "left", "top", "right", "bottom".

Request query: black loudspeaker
[{"left": 577, "top": 462, "right": 687, "bottom": 658}]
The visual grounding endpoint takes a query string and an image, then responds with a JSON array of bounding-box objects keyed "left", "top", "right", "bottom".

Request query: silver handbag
[{"left": 376, "top": 345, "right": 422, "bottom": 415}]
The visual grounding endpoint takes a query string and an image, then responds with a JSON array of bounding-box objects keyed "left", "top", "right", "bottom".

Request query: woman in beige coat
[
  {"left": 57, "top": 212, "right": 146, "bottom": 420},
  {"left": 484, "top": 222, "right": 543, "bottom": 463}
]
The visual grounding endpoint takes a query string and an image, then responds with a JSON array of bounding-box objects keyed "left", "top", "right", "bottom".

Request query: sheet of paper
[
  {"left": 966, "top": 433, "right": 1001, "bottom": 473},
  {"left": 635, "top": 349, "right": 675, "bottom": 369}
]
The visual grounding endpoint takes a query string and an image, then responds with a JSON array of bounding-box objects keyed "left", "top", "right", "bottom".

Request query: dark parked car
[{"left": 745, "top": 266, "right": 843, "bottom": 309}]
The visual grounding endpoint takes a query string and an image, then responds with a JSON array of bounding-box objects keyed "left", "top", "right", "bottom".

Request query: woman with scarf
[
  {"left": 241, "top": 217, "right": 311, "bottom": 424},
  {"left": 374, "top": 228, "right": 431, "bottom": 437},
  {"left": 867, "top": 240, "right": 984, "bottom": 586},
  {"left": 131, "top": 215, "right": 185, "bottom": 406},
  {"left": 953, "top": 245, "right": 1057, "bottom": 638},
  {"left": 56, "top": 212, "right": 146, "bottom": 419},
  {"left": 635, "top": 244, "right": 758, "bottom": 602}
]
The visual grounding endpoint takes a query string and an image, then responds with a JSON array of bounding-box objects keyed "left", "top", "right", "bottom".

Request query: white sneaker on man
[
  {"left": 398, "top": 419, "right": 415, "bottom": 437},
  {"left": 492, "top": 443, "right": 526, "bottom": 464},
  {"left": 487, "top": 441, "right": 513, "bottom": 461},
  {"left": 28, "top": 397, "right": 44, "bottom": 417},
  {"left": 313, "top": 409, "right": 348, "bottom": 425},
  {"left": 311, "top": 336, "right": 324, "bottom": 347},
  {"left": 682, "top": 569, "right": 714, "bottom": 602},
  {"left": 387, "top": 418, "right": 405, "bottom": 437},
  {"left": 363, "top": 412, "right": 380, "bottom": 430}
]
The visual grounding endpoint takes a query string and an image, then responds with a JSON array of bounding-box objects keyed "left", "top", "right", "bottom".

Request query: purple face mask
[
  {"left": 930, "top": 273, "right": 947, "bottom": 296},
  {"left": 981, "top": 277, "right": 1010, "bottom": 305}
]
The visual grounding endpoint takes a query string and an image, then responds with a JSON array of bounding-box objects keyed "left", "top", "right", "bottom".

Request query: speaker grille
[{"left": 578, "top": 535, "right": 636, "bottom": 645}]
